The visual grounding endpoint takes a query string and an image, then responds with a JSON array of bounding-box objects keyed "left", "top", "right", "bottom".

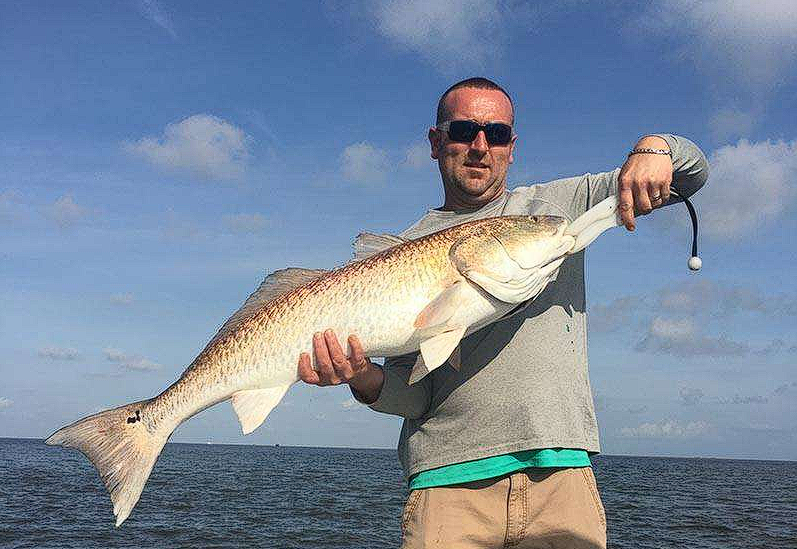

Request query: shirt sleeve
[
  {"left": 352, "top": 352, "right": 432, "bottom": 419},
  {"left": 532, "top": 133, "right": 709, "bottom": 220}
]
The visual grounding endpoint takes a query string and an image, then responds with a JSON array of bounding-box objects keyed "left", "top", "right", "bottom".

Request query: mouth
[{"left": 464, "top": 163, "right": 490, "bottom": 169}]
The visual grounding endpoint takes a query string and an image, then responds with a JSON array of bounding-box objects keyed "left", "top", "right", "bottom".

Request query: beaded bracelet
[{"left": 628, "top": 147, "right": 672, "bottom": 157}]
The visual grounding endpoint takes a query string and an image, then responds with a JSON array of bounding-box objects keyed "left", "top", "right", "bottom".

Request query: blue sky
[{"left": 1, "top": 0, "right": 796, "bottom": 460}]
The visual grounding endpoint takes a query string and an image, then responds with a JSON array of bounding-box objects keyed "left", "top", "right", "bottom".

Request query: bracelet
[{"left": 628, "top": 147, "right": 671, "bottom": 157}]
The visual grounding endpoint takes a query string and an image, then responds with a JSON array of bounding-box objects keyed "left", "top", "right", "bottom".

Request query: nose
[{"left": 469, "top": 130, "right": 489, "bottom": 154}]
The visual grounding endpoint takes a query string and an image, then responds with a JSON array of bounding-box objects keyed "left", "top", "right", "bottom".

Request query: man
[{"left": 298, "top": 78, "right": 708, "bottom": 548}]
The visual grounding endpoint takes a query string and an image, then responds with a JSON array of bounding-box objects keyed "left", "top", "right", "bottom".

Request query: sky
[{"left": 1, "top": 0, "right": 796, "bottom": 460}]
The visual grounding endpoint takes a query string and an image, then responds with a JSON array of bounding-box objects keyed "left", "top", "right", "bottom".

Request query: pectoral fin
[
  {"left": 409, "top": 327, "right": 467, "bottom": 383},
  {"left": 414, "top": 280, "right": 464, "bottom": 329},
  {"left": 231, "top": 384, "right": 292, "bottom": 434}
]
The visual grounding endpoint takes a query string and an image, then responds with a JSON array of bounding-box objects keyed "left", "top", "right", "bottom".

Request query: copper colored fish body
[{"left": 45, "top": 197, "right": 622, "bottom": 526}]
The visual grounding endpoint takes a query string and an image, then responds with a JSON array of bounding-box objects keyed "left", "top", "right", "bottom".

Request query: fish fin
[
  {"left": 209, "top": 268, "right": 328, "bottom": 346},
  {"left": 44, "top": 398, "right": 170, "bottom": 527},
  {"left": 413, "top": 280, "right": 464, "bottom": 329},
  {"left": 411, "top": 326, "right": 467, "bottom": 383},
  {"left": 565, "top": 195, "right": 620, "bottom": 253},
  {"left": 231, "top": 384, "right": 292, "bottom": 435},
  {"left": 352, "top": 232, "right": 407, "bottom": 261}
]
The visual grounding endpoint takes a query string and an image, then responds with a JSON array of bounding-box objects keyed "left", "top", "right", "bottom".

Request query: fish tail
[{"left": 45, "top": 398, "right": 171, "bottom": 527}]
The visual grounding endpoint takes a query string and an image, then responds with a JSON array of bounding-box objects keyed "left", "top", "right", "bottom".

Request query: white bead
[{"left": 688, "top": 256, "right": 702, "bottom": 271}]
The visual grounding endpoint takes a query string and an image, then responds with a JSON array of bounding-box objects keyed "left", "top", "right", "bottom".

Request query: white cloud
[
  {"left": 708, "top": 108, "right": 758, "bottom": 142},
  {"left": 620, "top": 419, "right": 709, "bottom": 438},
  {"left": 124, "top": 114, "right": 251, "bottom": 180},
  {"left": 104, "top": 348, "right": 160, "bottom": 371},
  {"left": 223, "top": 213, "right": 269, "bottom": 233},
  {"left": 110, "top": 293, "right": 135, "bottom": 305},
  {"left": 700, "top": 139, "right": 797, "bottom": 237},
  {"left": 679, "top": 387, "right": 704, "bottom": 406},
  {"left": 49, "top": 195, "right": 90, "bottom": 228},
  {"left": 404, "top": 141, "right": 430, "bottom": 170},
  {"left": 38, "top": 347, "right": 80, "bottom": 361},
  {"left": 635, "top": 317, "right": 750, "bottom": 357},
  {"left": 0, "top": 397, "right": 12, "bottom": 409},
  {"left": 136, "top": 0, "right": 177, "bottom": 39},
  {"left": 373, "top": 0, "right": 504, "bottom": 70},
  {"left": 341, "top": 142, "right": 388, "bottom": 184},
  {"left": 641, "top": 0, "right": 797, "bottom": 90}
]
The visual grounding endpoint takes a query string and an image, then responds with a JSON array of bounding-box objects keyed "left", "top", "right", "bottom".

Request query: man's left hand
[{"left": 617, "top": 135, "right": 673, "bottom": 231}]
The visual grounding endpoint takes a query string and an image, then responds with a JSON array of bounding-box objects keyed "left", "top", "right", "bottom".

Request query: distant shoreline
[{"left": 4, "top": 436, "right": 795, "bottom": 463}]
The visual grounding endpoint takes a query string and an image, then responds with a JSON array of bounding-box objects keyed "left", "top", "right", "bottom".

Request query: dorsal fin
[
  {"left": 353, "top": 232, "right": 407, "bottom": 261},
  {"left": 210, "top": 267, "right": 328, "bottom": 344}
]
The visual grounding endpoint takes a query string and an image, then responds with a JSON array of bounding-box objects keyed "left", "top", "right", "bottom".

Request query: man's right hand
[{"left": 297, "top": 330, "right": 384, "bottom": 404}]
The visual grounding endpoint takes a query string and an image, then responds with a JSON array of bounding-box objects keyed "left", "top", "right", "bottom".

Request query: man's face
[{"left": 429, "top": 87, "right": 516, "bottom": 206}]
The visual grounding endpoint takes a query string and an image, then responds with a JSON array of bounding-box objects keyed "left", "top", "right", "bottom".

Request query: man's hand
[
  {"left": 297, "top": 330, "right": 384, "bottom": 404},
  {"left": 617, "top": 135, "right": 673, "bottom": 231}
]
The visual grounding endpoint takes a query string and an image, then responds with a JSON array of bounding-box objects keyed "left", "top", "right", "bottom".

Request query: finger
[
  {"left": 325, "top": 330, "right": 355, "bottom": 380},
  {"left": 313, "top": 332, "right": 339, "bottom": 384},
  {"left": 348, "top": 335, "right": 368, "bottom": 371},
  {"left": 618, "top": 176, "right": 635, "bottom": 231},
  {"left": 298, "top": 352, "right": 321, "bottom": 385},
  {"left": 659, "top": 179, "right": 671, "bottom": 205},
  {"left": 634, "top": 181, "right": 653, "bottom": 216}
]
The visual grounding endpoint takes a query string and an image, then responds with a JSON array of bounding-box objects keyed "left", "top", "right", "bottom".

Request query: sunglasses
[{"left": 437, "top": 120, "right": 514, "bottom": 146}]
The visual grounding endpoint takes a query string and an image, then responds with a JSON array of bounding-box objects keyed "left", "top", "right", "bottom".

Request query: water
[{"left": 1, "top": 438, "right": 795, "bottom": 548}]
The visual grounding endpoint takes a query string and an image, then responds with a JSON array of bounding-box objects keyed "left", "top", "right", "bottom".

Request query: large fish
[{"left": 45, "top": 196, "right": 621, "bottom": 526}]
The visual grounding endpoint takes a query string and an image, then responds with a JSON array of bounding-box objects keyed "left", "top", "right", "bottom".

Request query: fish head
[{"left": 449, "top": 215, "right": 575, "bottom": 303}]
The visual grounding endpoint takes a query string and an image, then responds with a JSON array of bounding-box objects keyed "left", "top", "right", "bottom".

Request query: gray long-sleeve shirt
[{"left": 366, "top": 134, "right": 709, "bottom": 479}]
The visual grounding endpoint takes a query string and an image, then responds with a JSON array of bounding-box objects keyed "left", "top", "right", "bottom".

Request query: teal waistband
[{"left": 409, "top": 448, "right": 591, "bottom": 490}]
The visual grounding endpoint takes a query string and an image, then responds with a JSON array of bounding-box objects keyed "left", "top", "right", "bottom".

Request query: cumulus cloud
[
  {"left": 38, "top": 347, "right": 80, "bottom": 361},
  {"left": 639, "top": 0, "right": 797, "bottom": 90},
  {"left": 104, "top": 348, "right": 160, "bottom": 371},
  {"left": 620, "top": 419, "right": 709, "bottom": 438},
  {"left": 135, "top": 0, "right": 177, "bottom": 39},
  {"left": 657, "top": 280, "right": 797, "bottom": 318},
  {"left": 635, "top": 317, "right": 750, "bottom": 357},
  {"left": 48, "top": 195, "right": 90, "bottom": 228},
  {"left": 774, "top": 381, "right": 797, "bottom": 397},
  {"left": 680, "top": 387, "right": 704, "bottom": 406},
  {"left": 0, "top": 397, "right": 12, "bottom": 409},
  {"left": 708, "top": 108, "right": 758, "bottom": 142},
  {"left": 722, "top": 394, "right": 768, "bottom": 405},
  {"left": 373, "top": 0, "right": 505, "bottom": 70},
  {"left": 341, "top": 142, "right": 388, "bottom": 184},
  {"left": 110, "top": 293, "right": 135, "bottom": 305},
  {"left": 124, "top": 114, "right": 251, "bottom": 180},
  {"left": 699, "top": 139, "right": 797, "bottom": 237},
  {"left": 404, "top": 141, "right": 431, "bottom": 170},
  {"left": 223, "top": 213, "right": 269, "bottom": 233},
  {"left": 588, "top": 296, "right": 638, "bottom": 333}
]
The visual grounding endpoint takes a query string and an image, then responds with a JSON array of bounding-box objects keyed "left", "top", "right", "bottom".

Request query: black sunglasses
[{"left": 437, "top": 120, "right": 514, "bottom": 146}]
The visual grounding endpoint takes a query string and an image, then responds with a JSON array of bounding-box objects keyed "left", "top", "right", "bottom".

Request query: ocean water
[{"left": 1, "top": 438, "right": 795, "bottom": 548}]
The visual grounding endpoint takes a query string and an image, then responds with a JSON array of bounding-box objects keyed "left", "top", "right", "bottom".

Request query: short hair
[{"left": 436, "top": 77, "right": 514, "bottom": 126}]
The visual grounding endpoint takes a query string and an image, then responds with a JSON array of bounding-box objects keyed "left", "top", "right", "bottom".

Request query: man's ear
[
  {"left": 428, "top": 127, "right": 442, "bottom": 160},
  {"left": 508, "top": 134, "right": 517, "bottom": 164}
]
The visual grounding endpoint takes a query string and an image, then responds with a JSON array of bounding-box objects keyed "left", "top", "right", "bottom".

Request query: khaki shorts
[{"left": 401, "top": 467, "right": 607, "bottom": 549}]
